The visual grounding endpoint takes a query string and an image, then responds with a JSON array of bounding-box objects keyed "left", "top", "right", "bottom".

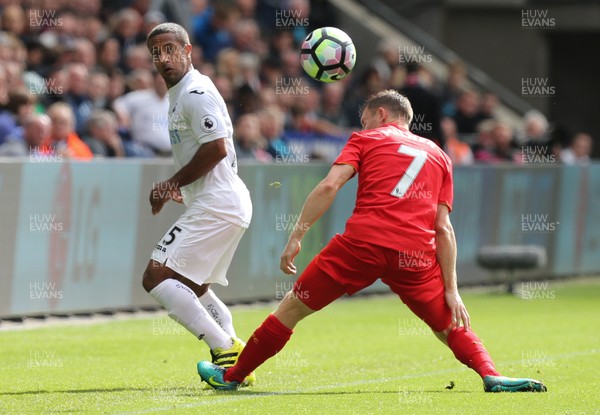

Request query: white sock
[
  {"left": 149, "top": 279, "right": 232, "bottom": 350},
  {"left": 199, "top": 289, "right": 236, "bottom": 337}
]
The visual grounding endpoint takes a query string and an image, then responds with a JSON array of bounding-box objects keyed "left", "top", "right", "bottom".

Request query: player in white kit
[{"left": 142, "top": 23, "right": 255, "bottom": 386}]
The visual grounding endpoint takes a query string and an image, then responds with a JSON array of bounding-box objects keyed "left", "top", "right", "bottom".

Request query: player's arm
[
  {"left": 149, "top": 138, "right": 227, "bottom": 215},
  {"left": 435, "top": 204, "right": 470, "bottom": 330},
  {"left": 280, "top": 163, "right": 355, "bottom": 274}
]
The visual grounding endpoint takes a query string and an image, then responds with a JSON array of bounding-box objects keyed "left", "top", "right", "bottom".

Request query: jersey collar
[{"left": 168, "top": 67, "right": 195, "bottom": 96}]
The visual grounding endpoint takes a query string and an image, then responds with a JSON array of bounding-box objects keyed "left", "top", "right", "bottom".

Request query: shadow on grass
[
  {"left": 1, "top": 387, "right": 475, "bottom": 397},
  {"left": 0, "top": 386, "right": 190, "bottom": 396},
  {"left": 205, "top": 389, "right": 475, "bottom": 397}
]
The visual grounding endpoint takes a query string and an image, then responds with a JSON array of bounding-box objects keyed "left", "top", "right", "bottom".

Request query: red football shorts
[{"left": 292, "top": 234, "right": 452, "bottom": 332}]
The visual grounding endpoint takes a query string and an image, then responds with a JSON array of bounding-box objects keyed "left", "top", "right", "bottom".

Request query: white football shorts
[{"left": 150, "top": 207, "right": 246, "bottom": 286}]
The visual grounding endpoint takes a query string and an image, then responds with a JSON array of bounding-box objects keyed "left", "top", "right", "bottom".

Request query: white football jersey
[{"left": 167, "top": 69, "right": 252, "bottom": 228}]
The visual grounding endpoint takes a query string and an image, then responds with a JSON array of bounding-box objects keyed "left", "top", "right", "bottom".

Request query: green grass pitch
[{"left": 1, "top": 278, "right": 599, "bottom": 414}]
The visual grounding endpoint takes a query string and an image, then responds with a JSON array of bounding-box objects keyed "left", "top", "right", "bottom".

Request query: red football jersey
[{"left": 334, "top": 123, "right": 453, "bottom": 257}]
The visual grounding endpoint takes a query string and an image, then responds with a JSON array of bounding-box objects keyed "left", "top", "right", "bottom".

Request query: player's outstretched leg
[
  {"left": 197, "top": 361, "right": 240, "bottom": 391},
  {"left": 208, "top": 336, "right": 256, "bottom": 387},
  {"left": 444, "top": 327, "right": 547, "bottom": 392},
  {"left": 199, "top": 289, "right": 315, "bottom": 390},
  {"left": 482, "top": 375, "right": 547, "bottom": 392}
]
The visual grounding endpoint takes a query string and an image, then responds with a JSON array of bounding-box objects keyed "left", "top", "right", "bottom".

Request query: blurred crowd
[{"left": 0, "top": 0, "right": 594, "bottom": 165}]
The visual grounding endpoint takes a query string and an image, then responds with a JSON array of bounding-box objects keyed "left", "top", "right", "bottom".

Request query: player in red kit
[{"left": 198, "top": 90, "right": 547, "bottom": 393}]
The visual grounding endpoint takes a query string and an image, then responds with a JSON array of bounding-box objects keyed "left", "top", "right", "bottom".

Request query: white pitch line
[{"left": 115, "top": 349, "right": 598, "bottom": 415}]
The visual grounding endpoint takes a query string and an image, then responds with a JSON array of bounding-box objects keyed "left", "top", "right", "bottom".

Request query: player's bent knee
[
  {"left": 142, "top": 260, "right": 168, "bottom": 293},
  {"left": 433, "top": 324, "right": 455, "bottom": 345}
]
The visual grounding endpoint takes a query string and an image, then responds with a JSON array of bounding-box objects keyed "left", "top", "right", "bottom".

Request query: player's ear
[
  {"left": 377, "top": 107, "right": 387, "bottom": 123},
  {"left": 184, "top": 44, "right": 192, "bottom": 58}
]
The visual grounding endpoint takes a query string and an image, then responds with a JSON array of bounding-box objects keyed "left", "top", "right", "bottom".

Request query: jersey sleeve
[
  {"left": 184, "top": 88, "right": 228, "bottom": 145},
  {"left": 334, "top": 132, "right": 362, "bottom": 172},
  {"left": 437, "top": 153, "right": 453, "bottom": 211}
]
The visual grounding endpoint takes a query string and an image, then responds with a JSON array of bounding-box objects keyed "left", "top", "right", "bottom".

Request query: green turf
[{"left": 1, "top": 279, "right": 599, "bottom": 414}]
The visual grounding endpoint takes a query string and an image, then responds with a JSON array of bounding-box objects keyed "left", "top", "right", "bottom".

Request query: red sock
[
  {"left": 224, "top": 314, "right": 293, "bottom": 383},
  {"left": 447, "top": 327, "right": 501, "bottom": 378}
]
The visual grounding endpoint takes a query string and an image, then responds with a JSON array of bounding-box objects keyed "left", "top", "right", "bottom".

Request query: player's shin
[
  {"left": 199, "top": 289, "right": 236, "bottom": 337},
  {"left": 447, "top": 327, "right": 501, "bottom": 378},
  {"left": 224, "top": 314, "right": 293, "bottom": 383},
  {"left": 149, "top": 279, "right": 233, "bottom": 350}
]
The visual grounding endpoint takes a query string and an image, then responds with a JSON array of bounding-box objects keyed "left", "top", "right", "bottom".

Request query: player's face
[
  {"left": 148, "top": 33, "right": 192, "bottom": 88},
  {"left": 360, "top": 107, "right": 384, "bottom": 131}
]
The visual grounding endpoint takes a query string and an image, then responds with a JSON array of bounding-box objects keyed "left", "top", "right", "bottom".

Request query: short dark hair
[
  {"left": 363, "top": 89, "right": 413, "bottom": 125},
  {"left": 146, "top": 22, "right": 190, "bottom": 49}
]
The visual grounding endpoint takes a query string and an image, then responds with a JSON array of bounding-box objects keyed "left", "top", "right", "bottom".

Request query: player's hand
[
  {"left": 445, "top": 289, "right": 470, "bottom": 331},
  {"left": 149, "top": 180, "right": 180, "bottom": 215},
  {"left": 170, "top": 188, "right": 184, "bottom": 203},
  {"left": 280, "top": 237, "right": 301, "bottom": 275}
]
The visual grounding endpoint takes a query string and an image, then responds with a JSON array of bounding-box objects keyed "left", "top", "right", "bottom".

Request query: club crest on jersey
[{"left": 201, "top": 115, "right": 217, "bottom": 133}]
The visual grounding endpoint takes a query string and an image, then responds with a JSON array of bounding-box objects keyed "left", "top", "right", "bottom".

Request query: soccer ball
[{"left": 300, "top": 27, "right": 356, "bottom": 83}]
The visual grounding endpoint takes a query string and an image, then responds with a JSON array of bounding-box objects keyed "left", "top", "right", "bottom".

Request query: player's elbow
[
  {"left": 434, "top": 219, "right": 454, "bottom": 239},
  {"left": 211, "top": 138, "right": 228, "bottom": 160},
  {"left": 317, "top": 180, "right": 341, "bottom": 196}
]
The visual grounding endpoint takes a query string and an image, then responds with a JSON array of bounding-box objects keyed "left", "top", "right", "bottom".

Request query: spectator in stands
[
  {"left": 142, "top": 10, "right": 166, "bottom": 37},
  {"left": 107, "top": 70, "right": 126, "bottom": 109},
  {"left": 216, "top": 48, "right": 243, "bottom": 88},
  {"left": 82, "top": 15, "right": 106, "bottom": 44},
  {"left": 0, "top": 113, "right": 50, "bottom": 157},
  {"left": 560, "top": 132, "right": 593, "bottom": 164},
  {"left": 440, "top": 60, "right": 467, "bottom": 117},
  {"left": 259, "top": 105, "right": 291, "bottom": 159},
  {"left": 24, "top": 38, "right": 51, "bottom": 76},
  {"left": 280, "top": 48, "right": 305, "bottom": 80},
  {"left": 400, "top": 63, "right": 443, "bottom": 147},
  {"left": 42, "top": 102, "right": 93, "bottom": 160},
  {"left": 97, "top": 38, "right": 122, "bottom": 73},
  {"left": 317, "top": 82, "right": 350, "bottom": 128},
  {"left": 113, "top": 70, "right": 170, "bottom": 155},
  {"left": 235, "top": 0, "right": 258, "bottom": 19},
  {"left": 519, "top": 110, "right": 553, "bottom": 155},
  {"left": 64, "top": 63, "right": 93, "bottom": 135},
  {"left": 73, "top": 39, "right": 97, "bottom": 68},
  {"left": 0, "top": 66, "right": 17, "bottom": 145},
  {"left": 110, "top": 8, "right": 145, "bottom": 68},
  {"left": 124, "top": 44, "right": 153, "bottom": 72},
  {"left": 0, "top": 89, "right": 36, "bottom": 143},
  {"left": 284, "top": 0, "right": 310, "bottom": 44},
  {"left": 125, "top": 68, "right": 153, "bottom": 92},
  {"left": 371, "top": 40, "right": 404, "bottom": 90},
  {"left": 453, "top": 89, "right": 485, "bottom": 137},
  {"left": 85, "top": 111, "right": 125, "bottom": 158},
  {"left": 213, "top": 74, "right": 236, "bottom": 116},
  {"left": 489, "top": 121, "right": 517, "bottom": 162},
  {"left": 232, "top": 19, "right": 265, "bottom": 57},
  {"left": 88, "top": 71, "right": 111, "bottom": 111},
  {"left": 193, "top": 2, "right": 237, "bottom": 62},
  {"left": 441, "top": 117, "right": 473, "bottom": 166},
  {"left": 286, "top": 88, "right": 344, "bottom": 138},
  {"left": 2, "top": 4, "right": 26, "bottom": 40},
  {"left": 472, "top": 119, "right": 497, "bottom": 163},
  {"left": 344, "top": 67, "right": 386, "bottom": 128},
  {"left": 40, "top": 67, "right": 69, "bottom": 108},
  {"left": 267, "top": 30, "right": 296, "bottom": 63},
  {"left": 479, "top": 92, "right": 499, "bottom": 120},
  {"left": 233, "top": 113, "right": 272, "bottom": 162},
  {"left": 239, "top": 52, "right": 262, "bottom": 92}
]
